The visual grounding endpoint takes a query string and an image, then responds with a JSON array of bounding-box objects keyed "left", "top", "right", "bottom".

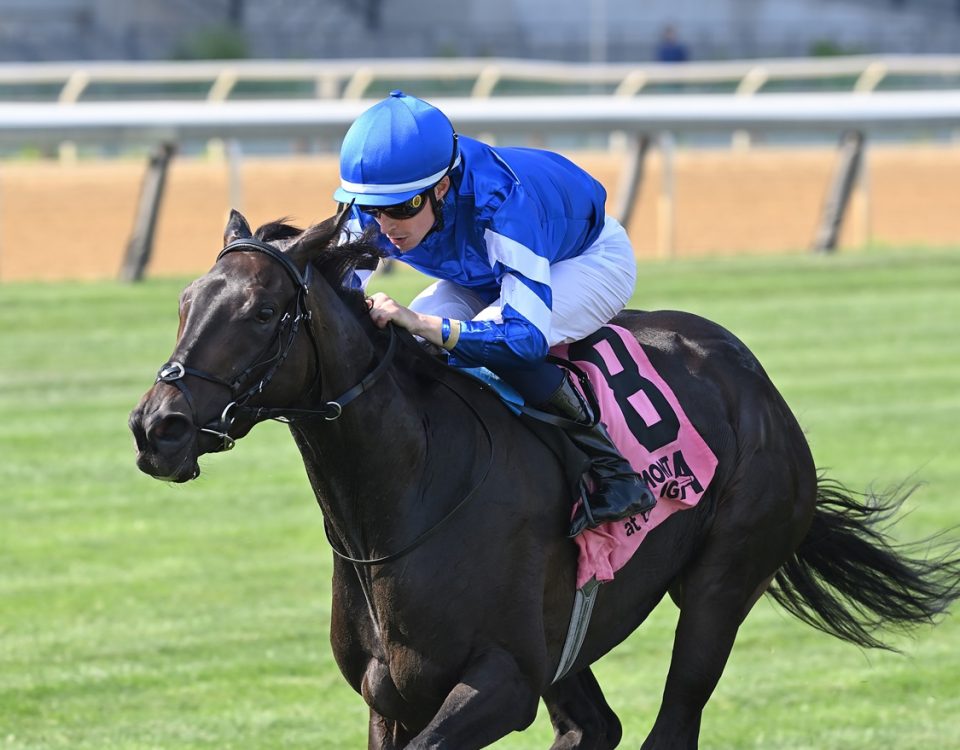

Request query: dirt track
[{"left": 1, "top": 145, "right": 958, "bottom": 281}]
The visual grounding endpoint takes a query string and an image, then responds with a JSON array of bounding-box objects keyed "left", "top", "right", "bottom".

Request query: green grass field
[{"left": 2, "top": 248, "right": 959, "bottom": 749}]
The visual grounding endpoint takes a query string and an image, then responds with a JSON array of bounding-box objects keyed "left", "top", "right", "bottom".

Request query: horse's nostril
[
  {"left": 149, "top": 413, "right": 193, "bottom": 447},
  {"left": 132, "top": 425, "right": 147, "bottom": 452},
  {"left": 129, "top": 411, "right": 147, "bottom": 451}
]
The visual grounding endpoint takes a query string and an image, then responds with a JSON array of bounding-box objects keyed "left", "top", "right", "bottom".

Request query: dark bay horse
[{"left": 129, "top": 207, "right": 960, "bottom": 749}]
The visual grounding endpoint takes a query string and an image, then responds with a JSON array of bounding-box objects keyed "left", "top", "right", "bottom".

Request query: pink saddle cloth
[{"left": 551, "top": 325, "right": 718, "bottom": 589}]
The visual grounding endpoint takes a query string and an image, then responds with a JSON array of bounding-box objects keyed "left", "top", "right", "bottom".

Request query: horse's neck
[
  {"left": 292, "top": 283, "right": 429, "bottom": 557},
  {"left": 290, "top": 384, "right": 429, "bottom": 561}
]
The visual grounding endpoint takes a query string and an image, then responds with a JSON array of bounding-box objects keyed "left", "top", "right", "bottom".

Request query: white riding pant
[{"left": 409, "top": 216, "right": 637, "bottom": 346}]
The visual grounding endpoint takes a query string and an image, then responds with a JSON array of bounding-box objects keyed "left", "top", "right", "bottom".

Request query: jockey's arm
[
  {"left": 449, "top": 223, "right": 554, "bottom": 369},
  {"left": 366, "top": 271, "right": 550, "bottom": 371},
  {"left": 447, "top": 266, "right": 552, "bottom": 369},
  {"left": 447, "top": 307, "right": 548, "bottom": 370},
  {"left": 365, "top": 287, "right": 548, "bottom": 369}
]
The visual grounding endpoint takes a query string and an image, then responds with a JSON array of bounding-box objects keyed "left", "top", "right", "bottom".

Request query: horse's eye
[{"left": 255, "top": 306, "right": 276, "bottom": 323}]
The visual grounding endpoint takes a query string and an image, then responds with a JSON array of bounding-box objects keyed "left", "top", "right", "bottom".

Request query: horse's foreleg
[
  {"left": 406, "top": 646, "right": 540, "bottom": 750},
  {"left": 543, "top": 667, "right": 623, "bottom": 749}
]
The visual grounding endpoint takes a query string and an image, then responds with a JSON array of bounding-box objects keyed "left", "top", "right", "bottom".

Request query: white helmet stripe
[{"left": 340, "top": 154, "right": 461, "bottom": 195}]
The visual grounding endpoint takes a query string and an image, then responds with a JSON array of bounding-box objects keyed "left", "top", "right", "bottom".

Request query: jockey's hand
[
  {"left": 366, "top": 293, "right": 448, "bottom": 348},
  {"left": 366, "top": 292, "right": 415, "bottom": 330}
]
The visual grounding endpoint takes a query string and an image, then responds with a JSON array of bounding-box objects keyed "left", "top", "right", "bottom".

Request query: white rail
[
  {"left": 2, "top": 91, "right": 959, "bottom": 147},
  {"left": 1, "top": 55, "right": 960, "bottom": 103}
]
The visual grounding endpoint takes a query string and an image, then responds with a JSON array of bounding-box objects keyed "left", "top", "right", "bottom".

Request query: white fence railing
[
  {"left": 1, "top": 55, "right": 960, "bottom": 103},
  {"left": 3, "top": 91, "right": 960, "bottom": 147}
]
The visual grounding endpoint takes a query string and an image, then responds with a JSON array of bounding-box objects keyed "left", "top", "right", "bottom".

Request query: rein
[
  {"left": 321, "top": 372, "right": 494, "bottom": 567},
  {"left": 247, "top": 326, "right": 397, "bottom": 424}
]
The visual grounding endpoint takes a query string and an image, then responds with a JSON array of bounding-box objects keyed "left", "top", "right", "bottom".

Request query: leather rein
[{"left": 153, "top": 236, "right": 491, "bottom": 567}]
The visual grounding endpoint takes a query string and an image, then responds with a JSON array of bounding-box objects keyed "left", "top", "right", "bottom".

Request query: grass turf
[{"left": 2, "top": 247, "right": 959, "bottom": 748}]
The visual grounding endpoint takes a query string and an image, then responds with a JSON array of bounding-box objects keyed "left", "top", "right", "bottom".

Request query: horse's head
[{"left": 129, "top": 206, "right": 358, "bottom": 482}]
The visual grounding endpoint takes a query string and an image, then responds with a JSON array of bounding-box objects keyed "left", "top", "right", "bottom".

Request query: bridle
[
  {"left": 154, "top": 237, "right": 396, "bottom": 452},
  {"left": 153, "top": 235, "right": 489, "bottom": 568}
]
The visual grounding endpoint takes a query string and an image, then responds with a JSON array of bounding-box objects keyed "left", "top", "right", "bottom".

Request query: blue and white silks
[{"left": 346, "top": 136, "right": 608, "bottom": 370}]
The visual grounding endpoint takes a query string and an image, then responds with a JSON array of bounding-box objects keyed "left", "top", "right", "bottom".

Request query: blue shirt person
[
  {"left": 333, "top": 91, "right": 654, "bottom": 535},
  {"left": 656, "top": 25, "right": 690, "bottom": 63}
]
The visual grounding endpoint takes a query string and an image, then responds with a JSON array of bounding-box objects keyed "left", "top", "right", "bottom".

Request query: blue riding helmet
[{"left": 334, "top": 90, "right": 461, "bottom": 207}]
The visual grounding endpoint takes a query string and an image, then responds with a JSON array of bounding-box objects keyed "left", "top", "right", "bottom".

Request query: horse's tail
[{"left": 766, "top": 476, "right": 960, "bottom": 650}]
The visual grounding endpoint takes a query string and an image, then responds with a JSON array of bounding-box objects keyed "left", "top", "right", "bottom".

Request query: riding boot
[{"left": 542, "top": 376, "right": 657, "bottom": 537}]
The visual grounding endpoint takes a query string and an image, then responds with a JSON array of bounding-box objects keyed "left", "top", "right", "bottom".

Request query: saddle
[{"left": 456, "top": 363, "right": 592, "bottom": 500}]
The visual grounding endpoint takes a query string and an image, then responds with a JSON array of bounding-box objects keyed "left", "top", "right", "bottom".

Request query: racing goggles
[{"left": 359, "top": 190, "right": 430, "bottom": 221}]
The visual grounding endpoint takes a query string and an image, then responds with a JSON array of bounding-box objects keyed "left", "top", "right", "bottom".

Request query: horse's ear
[
  {"left": 288, "top": 203, "right": 353, "bottom": 264},
  {"left": 223, "top": 209, "right": 253, "bottom": 247},
  {"left": 334, "top": 199, "right": 354, "bottom": 230}
]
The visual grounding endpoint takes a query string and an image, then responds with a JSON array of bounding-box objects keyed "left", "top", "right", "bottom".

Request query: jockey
[{"left": 334, "top": 90, "right": 654, "bottom": 536}]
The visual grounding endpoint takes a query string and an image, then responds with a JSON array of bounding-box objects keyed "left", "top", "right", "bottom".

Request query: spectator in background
[{"left": 655, "top": 25, "right": 689, "bottom": 63}]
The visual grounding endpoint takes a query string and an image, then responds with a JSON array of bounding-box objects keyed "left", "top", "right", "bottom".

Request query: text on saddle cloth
[{"left": 552, "top": 325, "right": 719, "bottom": 589}]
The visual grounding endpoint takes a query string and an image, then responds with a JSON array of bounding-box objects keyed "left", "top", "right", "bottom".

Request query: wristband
[{"left": 441, "top": 318, "right": 460, "bottom": 350}]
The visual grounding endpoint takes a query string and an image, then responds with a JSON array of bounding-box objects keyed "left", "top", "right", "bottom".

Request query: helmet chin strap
[
  {"left": 421, "top": 134, "right": 459, "bottom": 242},
  {"left": 422, "top": 167, "right": 458, "bottom": 242},
  {"left": 423, "top": 188, "right": 446, "bottom": 241}
]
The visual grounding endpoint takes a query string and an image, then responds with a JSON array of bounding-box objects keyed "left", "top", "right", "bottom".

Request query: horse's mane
[
  {"left": 254, "top": 219, "right": 446, "bottom": 375},
  {"left": 254, "top": 219, "right": 303, "bottom": 243},
  {"left": 255, "top": 219, "right": 387, "bottom": 315}
]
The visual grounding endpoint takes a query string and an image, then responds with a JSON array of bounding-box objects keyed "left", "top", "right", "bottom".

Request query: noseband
[{"left": 155, "top": 237, "right": 395, "bottom": 451}]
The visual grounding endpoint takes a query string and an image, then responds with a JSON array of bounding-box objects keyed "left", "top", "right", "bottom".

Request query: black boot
[{"left": 542, "top": 376, "right": 656, "bottom": 537}]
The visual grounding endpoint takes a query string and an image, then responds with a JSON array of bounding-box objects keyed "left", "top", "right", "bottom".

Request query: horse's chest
[{"left": 358, "top": 642, "right": 454, "bottom": 726}]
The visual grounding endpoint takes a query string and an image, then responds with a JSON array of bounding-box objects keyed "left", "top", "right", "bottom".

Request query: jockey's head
[
  {"left": 335, "top": 90, "right": 459, "bottom": 207},
  {"left": 335, "top": 91, "right": 460, "bottom": 248}
]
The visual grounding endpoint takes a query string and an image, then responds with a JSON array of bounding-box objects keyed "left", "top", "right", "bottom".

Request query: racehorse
[{"left": 129, "top": 207, "right": 960, "bottom": 749}]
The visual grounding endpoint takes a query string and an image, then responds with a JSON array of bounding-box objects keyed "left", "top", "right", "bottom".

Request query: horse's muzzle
[{"left": 129, "top": 391, "right": 201, "bottom": 483}]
